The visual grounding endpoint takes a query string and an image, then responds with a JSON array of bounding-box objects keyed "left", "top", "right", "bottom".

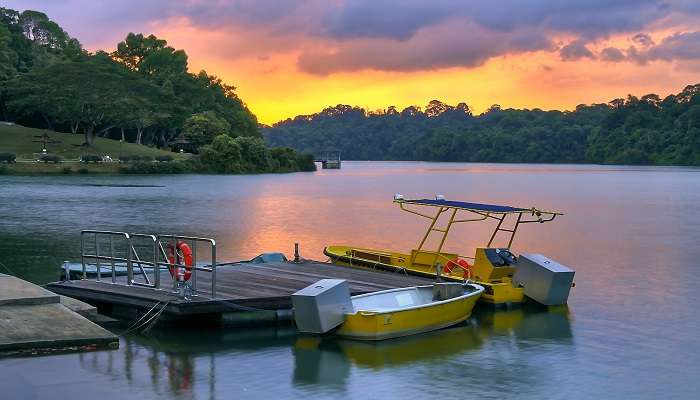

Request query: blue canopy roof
[{"left": 400, "top": 198, "right": 528, "bottom": 213}]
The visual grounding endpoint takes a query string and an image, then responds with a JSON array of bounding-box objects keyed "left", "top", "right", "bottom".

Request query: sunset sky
[{"left": 6, "top": 0, "right": 700, "bottom": 124}]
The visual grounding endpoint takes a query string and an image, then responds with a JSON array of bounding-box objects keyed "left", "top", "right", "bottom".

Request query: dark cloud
[
  {"left": 593, "top": 30, "right": 700, "bottom": 64},
  {"left": 601, "top": 47, "right": 627, "bottom": 62},
  {"left": 5, "top": 0, "right": 700, "bottom": 74},
  {"left": 632, "top": 33, "right": 655, "bottom": 47},
  {"left": 319, "top": 0, "right": 454, "bottom": 41},
  {"left": 298, "top": 22, "right": 554, "bottom": 75},
  {"left": 670, "top": 0, "right": 700, "bottom": 15},
  {"left": 183, "top": 0, "right": 306, "bottom": 30},
  {"left": 317, "top": 0, "right": 672, "bottom": 41},
  {"left": 646, "top": 31, "right": 700, "bottom": 61},
  {"left": 560, "top": 40, "right": 595, "bottom": 61}
]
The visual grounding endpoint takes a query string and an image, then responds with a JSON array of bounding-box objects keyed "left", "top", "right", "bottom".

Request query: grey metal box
[
  {"left": 292, "top": 279, "right": 353, "bottom": 334},
  {"left": 513, "top": 253, "right": 575, "bottom": 306}
]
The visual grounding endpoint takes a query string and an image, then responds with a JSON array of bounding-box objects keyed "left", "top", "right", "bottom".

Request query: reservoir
[{"left": 1, "top": 162, "right": 699, "bottom": 399}]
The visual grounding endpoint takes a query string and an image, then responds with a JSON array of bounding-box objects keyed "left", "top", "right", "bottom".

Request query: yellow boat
[
  {"left": 336, "top": 282, "right": 483, "bottom": 340},
  {"left": 325, "top": 196, "right": 563, "bottom": 306}
]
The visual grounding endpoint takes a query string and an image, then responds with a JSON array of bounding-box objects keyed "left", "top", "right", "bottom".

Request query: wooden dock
[{"left": 46, "top": 261, "right": 432, "bottom": 326}]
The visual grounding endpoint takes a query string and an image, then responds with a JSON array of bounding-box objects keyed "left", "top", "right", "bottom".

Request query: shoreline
[{"left": 0, "top": 161, "right": 316, "bottom": 175}]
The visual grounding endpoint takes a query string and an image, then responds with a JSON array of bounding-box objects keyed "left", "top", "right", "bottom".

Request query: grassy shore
[
  {"left": 0, "top": 123, "right": 181, "bottom": 160},
  {"left": 2, "top": 162, "right": 122, "bottom": 174},
  {"left": 0, "top": 123, "right": 187, "bottom": 174}
]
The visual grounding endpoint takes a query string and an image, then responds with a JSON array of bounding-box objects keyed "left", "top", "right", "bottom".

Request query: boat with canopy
[{"left": 324, "top": 195, "right": 565, "bottom": 305}]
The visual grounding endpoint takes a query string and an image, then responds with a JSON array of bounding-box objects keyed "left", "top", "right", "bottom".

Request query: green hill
[{"left": 0, "top": 123, "right": 181, "bottom": 160}]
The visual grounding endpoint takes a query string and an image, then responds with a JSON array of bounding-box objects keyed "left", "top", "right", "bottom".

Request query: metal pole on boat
[
  {"left": 294, "top": 243, "right": 300, "bottom": 263},
  {"left": 436, "top": 263, "right": 442, "bottom": 283}
]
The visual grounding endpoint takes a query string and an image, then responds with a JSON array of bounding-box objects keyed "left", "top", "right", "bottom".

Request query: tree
[
  {"left": 236, "top": 136, "right": 270, "bottom": 171},
  {"left": 182, "top": 111, "right": 231, "bottom": 150},
  {"left": 199, "top": 134, "right": 242, "bottom": 173},
  {"left": 111, "top": 33, "right": 167, "bottom": 72}
]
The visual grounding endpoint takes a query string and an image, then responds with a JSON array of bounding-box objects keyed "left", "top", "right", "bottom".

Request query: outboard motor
[{"left": 513, "top": 254, "right": 575, "bottom": 306}]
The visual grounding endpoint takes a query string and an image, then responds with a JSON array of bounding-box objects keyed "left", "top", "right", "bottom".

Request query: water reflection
[
  {"left": 67, "top": 307, "right": 572, "bottom": 398},
  {"left": 476, "top": 305, "right": 573, "bottom": 340},
  {"left": 3, "top": 163, "right": 699, "bottom": 398},
  {"left": 291, "top": 306, "right": 572, "bottom": 389}
]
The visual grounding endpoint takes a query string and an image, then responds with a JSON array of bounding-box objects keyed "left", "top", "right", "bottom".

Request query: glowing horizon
[{"left": 6, "top": 1, "right": 700, "bottom": 124}]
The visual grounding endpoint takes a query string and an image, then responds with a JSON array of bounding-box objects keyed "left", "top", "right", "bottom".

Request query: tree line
[
  {"left": 265, "top": 86, "right": 700, "bottom": 166},
  {"left": 0, "top": 7, "right": 315, "bottom": 173}
]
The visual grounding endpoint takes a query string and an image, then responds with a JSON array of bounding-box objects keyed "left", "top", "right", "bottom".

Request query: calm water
[{"left": 1, "top": 162, "right": 699, "bottom": 399}]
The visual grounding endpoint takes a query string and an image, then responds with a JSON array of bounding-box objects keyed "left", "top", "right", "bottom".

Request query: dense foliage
[
  {"left": 0, "top": 151, "right": 15, "bottom": 162},
  {"left": 0, "top": 7, "right": 314, "bottom": 173},
  {"left": 199, "top": 134, "right": 315, "bottom": 173},
  {"left": 266, "top": 86, "right": 700, "bottom": 165}
]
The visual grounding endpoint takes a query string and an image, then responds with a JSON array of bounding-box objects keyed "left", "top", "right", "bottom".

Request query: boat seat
[
  {"left": 432, "top": 283, "right": 464, "bottom": 301},
  {"left": 353, "top": 288, "right": 424, "bottom": 312}
]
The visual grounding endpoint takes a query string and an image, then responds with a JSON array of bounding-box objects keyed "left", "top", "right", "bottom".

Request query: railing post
[
  {"left": 172, "top": 237, "right": 178, "bottom": 293},
  {"left": 81, "top": 233, "right": 86, "bottom": 280},
  {"left": 126, "top": 234, "right": 133, "bottom": 285},
  {"left": 94, "top": 234, "right": 100, "bottom": 281},
  {"left": 110, "top": 235, "right": 116, "bottom": 283},
  {"left": 153, "top": 238, "right": 160, "bottom": 289},
  {"left": 191, "top": 239, "right": 197, "bottom": 295},
  {"left": 211, "top": 240, "right": 217, "bottom": 299}
]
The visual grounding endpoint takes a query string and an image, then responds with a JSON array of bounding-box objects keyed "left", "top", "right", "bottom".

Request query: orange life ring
[
  {"left": 167, "top": 241, "right": 194, "bottom": 281},
  {"left": 443, "top": 258, "right": 471, "bottom": 279}
]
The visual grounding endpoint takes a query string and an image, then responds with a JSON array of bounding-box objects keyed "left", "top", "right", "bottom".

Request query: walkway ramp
[{"left": 0, "top": 274, "right": 118, "bottom": 357}]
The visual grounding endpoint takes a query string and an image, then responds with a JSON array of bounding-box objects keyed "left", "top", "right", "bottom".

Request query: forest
[
  {"left": 265, "top": 86, "right": 700, "bottom": 166},
  {"left": 0, "top": 8, "right": 315, "bottom": 173}
]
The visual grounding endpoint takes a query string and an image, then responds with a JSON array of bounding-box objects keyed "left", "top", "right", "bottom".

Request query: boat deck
[{"left": 45, "top": 261, "right": 432, "bottom": 320}]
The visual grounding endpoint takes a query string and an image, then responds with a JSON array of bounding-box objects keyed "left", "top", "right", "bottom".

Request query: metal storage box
[
  {"left": 292, "top": 279, "right": 353, "bottom": 334},
  {"left": 513, "top": 254, "right": 575, "bottom": 305}
]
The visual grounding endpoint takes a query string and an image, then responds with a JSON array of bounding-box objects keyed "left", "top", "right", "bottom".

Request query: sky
[{"left": 5, "top": 0, "right": 700, "bottom": 124}]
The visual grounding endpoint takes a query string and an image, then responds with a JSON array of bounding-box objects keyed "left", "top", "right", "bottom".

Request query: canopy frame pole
[
  {"left": 395, "top": 198, "right": 562, "bottom": 254},
  {"left": 410, "top": 206, "right": 446, "bottom": 267},
  {"left": 433, "top": 208, "right": 458, "bottom": 266},
  {"left": 508, "top": 213, "right": 523, "bottom": 248},
  {"left": 416, "top": 207, "right": 446, "bottom": 251},
  {"left": 487, "top": 214, "right": 506, "bottom": 247},
  {"left": 398, "top": 202, "right": 437, "bottom": 219}
]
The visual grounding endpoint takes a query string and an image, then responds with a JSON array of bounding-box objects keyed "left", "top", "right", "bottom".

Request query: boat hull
[
  {"left": 324, "top": 245, "right": 525, "bottom": 306},
  {"left": 336, "top": 285, "right": 482, "bottom": 341}
]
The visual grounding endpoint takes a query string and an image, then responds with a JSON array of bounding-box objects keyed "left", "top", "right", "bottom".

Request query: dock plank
[{"left": 46, "top": 261, "right": 433, "bottom": 317}]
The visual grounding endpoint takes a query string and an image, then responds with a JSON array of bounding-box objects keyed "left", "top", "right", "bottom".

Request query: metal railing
[
  {"left": 80, "top": 230, "right": 132, "bottom": 283},
  {"left": 76, "top": 230, "right": 218, "bottom": 298},
  {"left": 156, "top": 235, "right": 217, "bottom": 298}
]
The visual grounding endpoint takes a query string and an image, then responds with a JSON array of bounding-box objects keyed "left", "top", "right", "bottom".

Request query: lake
[{"left": 1, "top": 162, "right": 699, "bottom": 399}]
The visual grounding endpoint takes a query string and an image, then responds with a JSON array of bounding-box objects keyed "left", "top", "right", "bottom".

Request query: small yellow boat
[
  {"left": 336, "top": 282, "right": 484, "bottom": 340},
  {"left": 325, "top": 196, "right": 564, "bottom": 306}
]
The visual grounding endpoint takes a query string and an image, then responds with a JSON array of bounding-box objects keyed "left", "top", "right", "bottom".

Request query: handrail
[
  {"left": 157, "top": 235, "right": 217, "bottom": 298},
  {"left": 80, "top": 230, "right": 131, "bottom": 283},
  {"left": 129, "top": 233, "right": 158, "bottom": 288},
  {"left": 78, "top": 231, "right": 218, "bottom": 299}
]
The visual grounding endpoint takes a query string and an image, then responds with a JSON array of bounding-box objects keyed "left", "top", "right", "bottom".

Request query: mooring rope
[
  {"left": 119, "top": 300, "right": 165, "bottom": 335},
  {"left": 0, "top": 260, "right": 16, "bottom": 275},
  {"left": 140, "top": 301, "right": 170, "bottom": 333}
]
